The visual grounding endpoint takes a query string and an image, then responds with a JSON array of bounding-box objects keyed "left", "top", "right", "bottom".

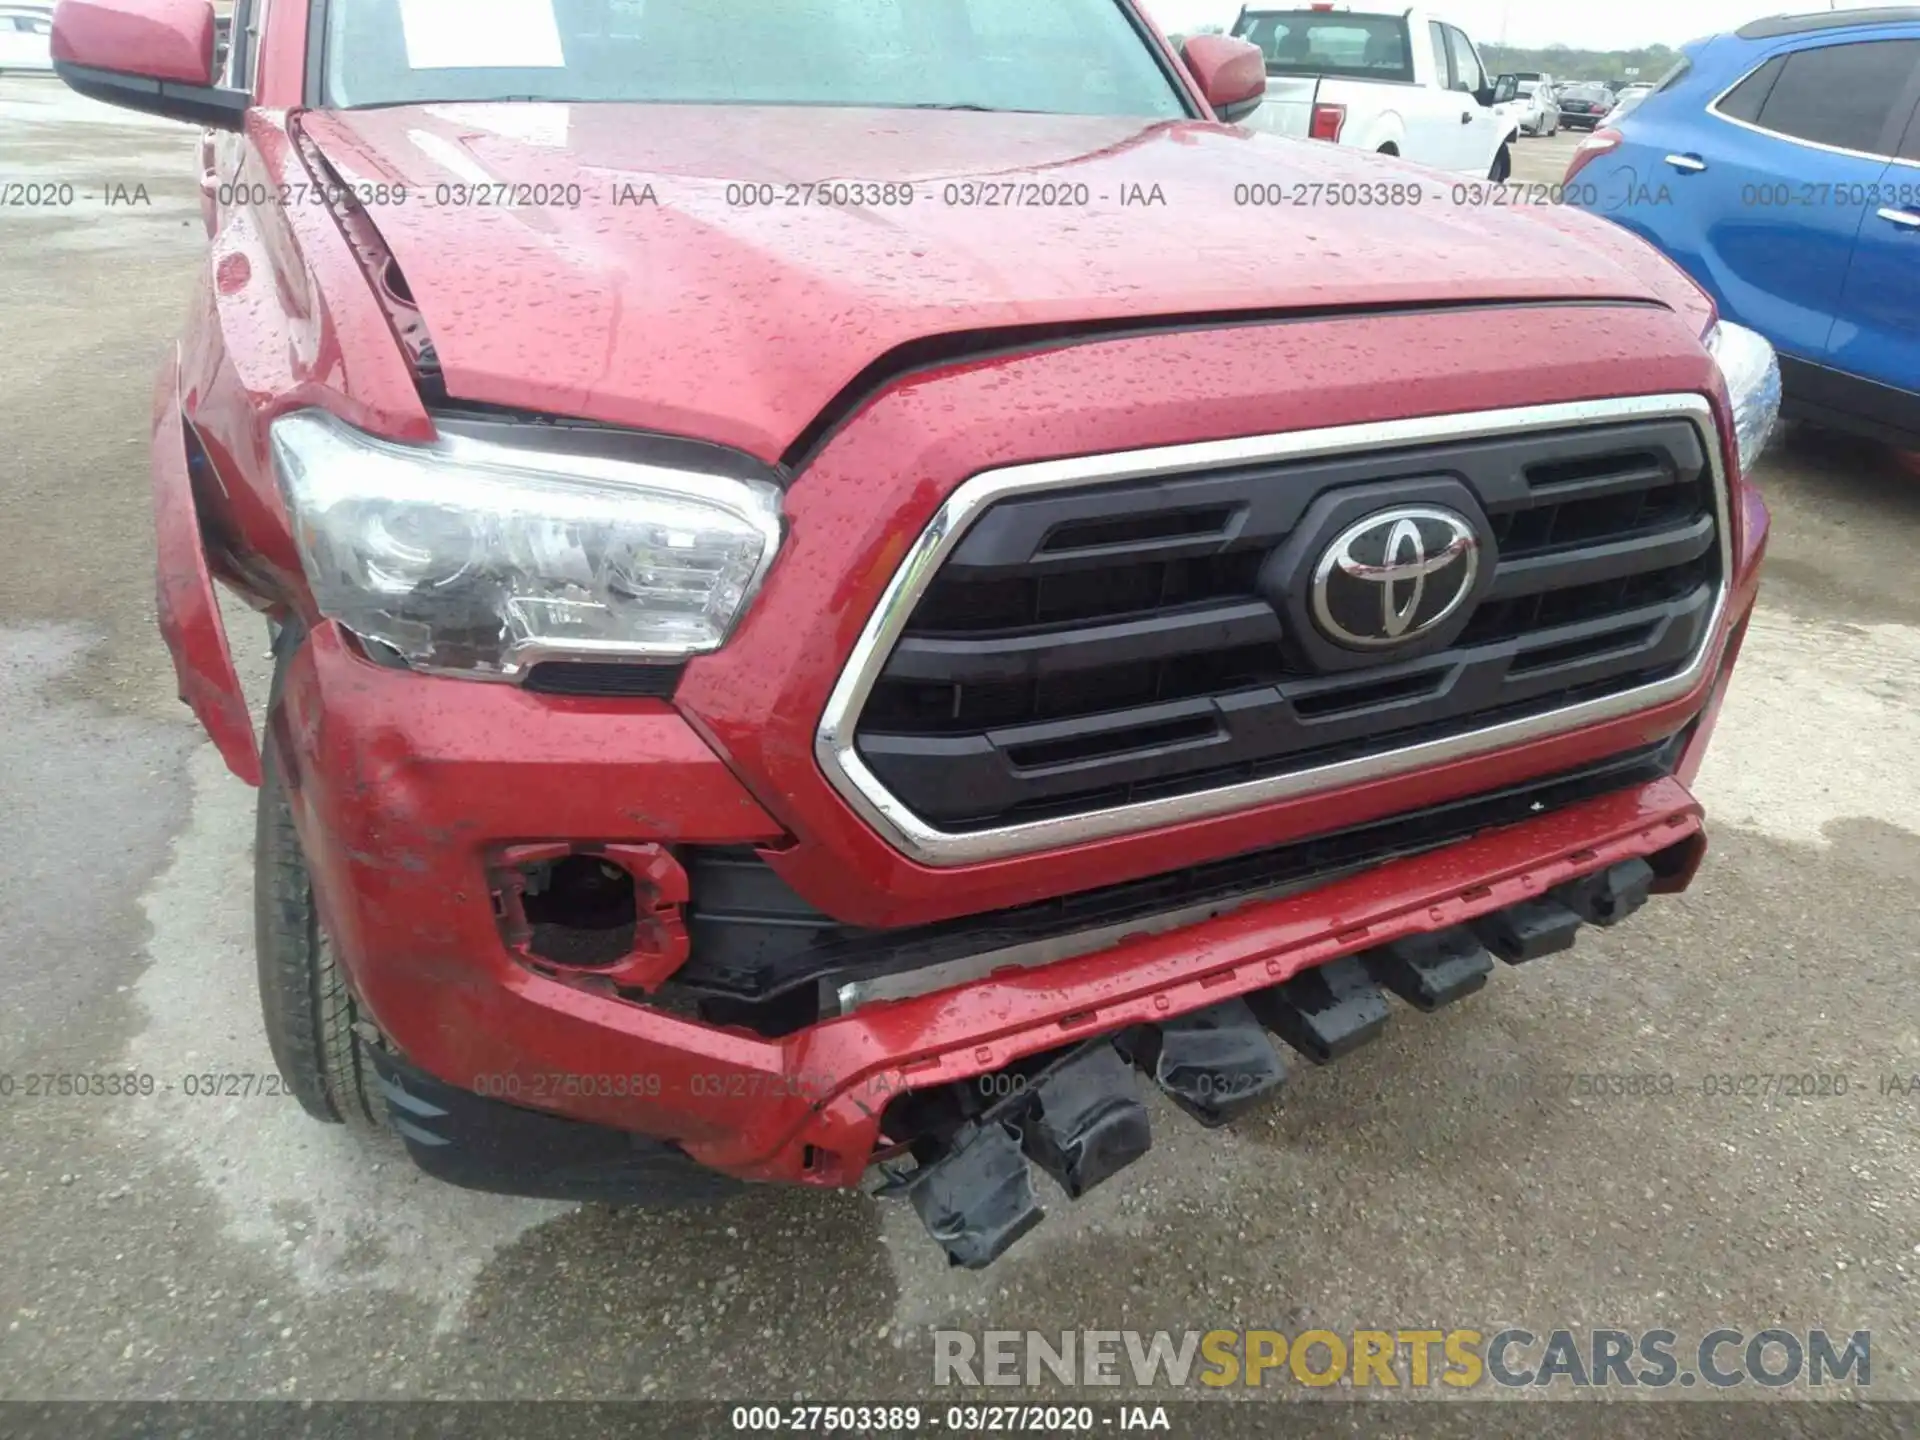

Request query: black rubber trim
[
  {"left": 1123, "top": 9, "right": 1207, "bottom": 120},
  {"left": 778, "top": 299, "right": 1668, "bottom": 473},
  {"left": 370, "top": 1050, "right": 743, "bottom": 1206},
  {"left": 1779, "top": 354, "right": 1920, "bottom": 450},
  {"left": 432, "top": 409, "right": 788, "bottom": 489},
  {"left": 521, "top": 662, "right": 684, "bottom": 698},
  {"left": 54, "top": 61, "right": 248, "bottom": 129},
  {"left": 667, "top": 731, "right": 1690, "bottom": 1011},
  {"left": 1737, "top": 8, "right": 1920, "bottom": 39}
]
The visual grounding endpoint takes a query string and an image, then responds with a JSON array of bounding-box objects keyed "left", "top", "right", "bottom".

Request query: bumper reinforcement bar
[{"left": 891, "top": 857, "right": 1659, "bottom": 1267}]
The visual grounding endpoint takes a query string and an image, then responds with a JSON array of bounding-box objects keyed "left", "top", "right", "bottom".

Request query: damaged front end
[{"left": 877, "top": 856, "right": 1661, "bottom": 1269}]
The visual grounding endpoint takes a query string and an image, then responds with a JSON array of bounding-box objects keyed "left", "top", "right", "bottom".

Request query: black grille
[
  {"left": 668, "top": 733, "right": 1689, "bottom": 1030},
  {"left": 853, "top": 418, "right": 1719, "bottom": 831},
  {"left": 522, "top": 662, "right": 683, "bottom": 698}
]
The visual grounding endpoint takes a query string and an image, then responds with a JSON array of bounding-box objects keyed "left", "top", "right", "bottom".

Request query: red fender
[{"left": 152, "top": 345, "right": 262, "bottom": 786}]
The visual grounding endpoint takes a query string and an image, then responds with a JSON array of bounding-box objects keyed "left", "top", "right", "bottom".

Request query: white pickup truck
[{"left": 1228, "top": 6, "right": 1520, "bottom": 179}]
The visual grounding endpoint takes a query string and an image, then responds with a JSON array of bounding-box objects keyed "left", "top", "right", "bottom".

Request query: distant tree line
[{"left": 1480, "top": 42, "right": 1682, "bottom": 86}]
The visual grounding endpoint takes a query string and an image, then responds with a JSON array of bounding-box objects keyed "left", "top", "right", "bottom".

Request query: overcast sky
[{"left": 1143, "top": 0, "right": 1810, "bottom": 50}]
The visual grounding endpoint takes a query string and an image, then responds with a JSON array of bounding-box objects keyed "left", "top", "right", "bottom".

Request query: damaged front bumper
[
  {"left": 278, "top": 615, "right": 1712, "bottom": 1195},
  {"left": 362, "top": 818, "right": 1689, "bottom": 1267},
  {"left": 887, "top": 851, "right": 1661, "bottom": 1268}
]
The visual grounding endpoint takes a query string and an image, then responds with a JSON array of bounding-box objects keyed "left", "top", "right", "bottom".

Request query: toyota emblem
[{"left": 1310, "top": 506, "right": 1481, "bottom": 650}]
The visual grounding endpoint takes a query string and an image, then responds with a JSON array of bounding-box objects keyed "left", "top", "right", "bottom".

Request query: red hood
[{"left": 301, "top": 105, "right": 1699, "bottom": 461}]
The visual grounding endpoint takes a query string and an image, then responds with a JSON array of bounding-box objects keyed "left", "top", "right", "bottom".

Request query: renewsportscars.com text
[{"left": 934, "top": 1328, "right": 1870, "bottom": 1390}]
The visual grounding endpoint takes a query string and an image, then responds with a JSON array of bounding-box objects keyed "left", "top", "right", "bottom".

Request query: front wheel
[
  {"left": 1489, "top": 143, "right": 1513, "bottom": 183},
  {"left": 255, "top": 655, "right": 388, "bottom": 1129}
]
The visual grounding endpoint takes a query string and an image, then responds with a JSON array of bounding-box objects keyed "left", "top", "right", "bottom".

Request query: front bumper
[{"left": 284, "top": 619, "right": 1744, "bottom": 1189}]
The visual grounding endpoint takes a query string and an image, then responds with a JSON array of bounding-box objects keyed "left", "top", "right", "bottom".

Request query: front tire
[
  {"left": 1489, "top": 143, "right": 1513, "bottom": 183},
  {"left": 255, "top": 654, "right": 387, "bottom": 1130}
]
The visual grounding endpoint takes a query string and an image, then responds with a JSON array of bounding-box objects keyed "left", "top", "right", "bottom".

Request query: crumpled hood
[{"left": 301, "top": 104, "right": 1694, "bottom": 460}]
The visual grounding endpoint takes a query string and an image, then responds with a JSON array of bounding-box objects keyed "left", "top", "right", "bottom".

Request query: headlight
[
  {"left": 1704, "top": 320, "right": 1781, "bottom": 477},
  {"left": 271, "top": 411, "right": 783, "bottom": 679}
]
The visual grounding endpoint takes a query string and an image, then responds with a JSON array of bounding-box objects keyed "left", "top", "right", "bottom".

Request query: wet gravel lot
[{"left": 2, "top": 84, "right": 1918, "bottom": 1436}]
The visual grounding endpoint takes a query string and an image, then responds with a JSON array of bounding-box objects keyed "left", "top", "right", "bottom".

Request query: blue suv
[{"left": 1564, "top": 9, "right": 1920, "bottom": 450}]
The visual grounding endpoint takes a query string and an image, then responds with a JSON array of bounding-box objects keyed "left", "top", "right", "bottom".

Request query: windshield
[
  {"left": 1565, "top": 84, "right": 1609, "bottom": 101},
  {"left": 1232, "top": 11, "right": 1413, "bottom": 83},
  {"left": 319, "top": 0, "right": 1188, "bottom": 115}
]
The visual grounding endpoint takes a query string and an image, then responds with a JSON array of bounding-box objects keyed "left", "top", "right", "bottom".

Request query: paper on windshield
[{"left": 398, "top": 0, "right": 564, "bottom": 70}]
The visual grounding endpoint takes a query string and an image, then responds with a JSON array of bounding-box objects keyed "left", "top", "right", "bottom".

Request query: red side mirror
[
  {"left": 52, "top": 0, "right": 216, "bottom": 84},
  {"left": 51, "top": 0, "right": 244, "bottom": 127},
  {"left": 1182, "top": 35, "right": 1267, "bottom": 124}
]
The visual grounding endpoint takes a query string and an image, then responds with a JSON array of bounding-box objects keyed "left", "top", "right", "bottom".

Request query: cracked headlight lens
[
  {"left": 1705, "top": 320, "right": 1782, "bottom": 477},
  {"left": 271, "top": 411, "right": 783, "bottom": 679}
]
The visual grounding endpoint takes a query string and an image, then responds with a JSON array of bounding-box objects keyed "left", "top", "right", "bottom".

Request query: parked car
[
  {"left": 55, "top": 0, "right": 1775, "bottom": 1267},
  {"left": 1565, "top": 11, "right": 1918, "bottom": 450},
  {"left": 1558, "top": 81, "right": 1615, "bottom": 129},
  {"left": 0, "top": 3, "right": 52, "bottom": 74},
  {"left": 1604, "top": 80, "right": 1657, "bottom": 124},
  {"left": 1230, "top": 7, "right": 1520, "bottom": 177},
  {"left": 1505, "top": 76, "right": 1561, "bottom": 135}
]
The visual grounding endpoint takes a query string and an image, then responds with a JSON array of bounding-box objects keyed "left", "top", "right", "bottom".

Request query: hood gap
[
  {"left": 290, "top": 119, "right": 446, "bottom": 405},
  {"left": 779, "top": 297, "right": 1669, "bottom": 474}
]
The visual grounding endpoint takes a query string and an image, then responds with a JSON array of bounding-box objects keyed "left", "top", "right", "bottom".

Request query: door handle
[
  {"left": 1460, "top": 111, "right": 1473, "bottom": 124},
  {"left": 1664, "top": 153, "right": 1707, "bottom": 173},
  {"left": 197, "top": 168, "right": 219, "bottom": 235},
  {"left": 197, "top": 129, "right": 220, "bottom": 234},
  {"left": 1880, "top": 207, "right": 1920, "bottom": 230}
]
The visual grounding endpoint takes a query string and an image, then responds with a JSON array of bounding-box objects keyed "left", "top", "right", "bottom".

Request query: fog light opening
[
  {"left": 490, "top": 842, "right": 694, "bottom": 992},
  {"left": 520, "top": 855, "right": 638, "bottom": 969}
]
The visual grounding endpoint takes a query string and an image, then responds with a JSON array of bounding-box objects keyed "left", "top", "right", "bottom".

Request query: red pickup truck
[{"left": 57, "top": 0, "right": 1777, "bottom": 1267}]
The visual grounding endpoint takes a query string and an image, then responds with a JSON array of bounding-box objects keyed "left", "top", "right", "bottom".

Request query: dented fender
[{"left": 152, "top": 345, "right": 262, "bottom": 786}]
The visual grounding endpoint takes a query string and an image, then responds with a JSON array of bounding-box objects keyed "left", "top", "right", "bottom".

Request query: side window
[
  {"left": 1428, "top": 21, "right": 1453, "bottom": 89},
  {"left": 223, "top": 0, "right": 259, "bottom": 92},
  {"left": 1717, "top": 54, "right": 1784, "bottom": 122},
  {"left": 1744, "top": 39, "right": 1920, "bottom": 155},
  {"left": 1444, "top": 26, "right": 1484, "bottom": 95}
]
